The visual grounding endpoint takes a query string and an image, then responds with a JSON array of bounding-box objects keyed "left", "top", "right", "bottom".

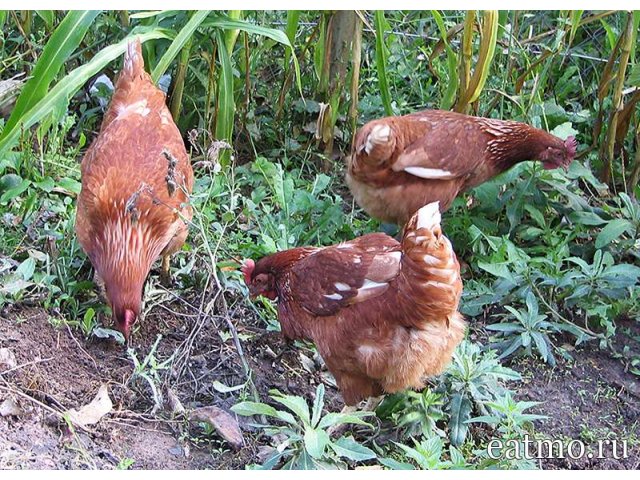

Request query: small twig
[
  {"left": 0, "top": 381, "right": 91, "bottom": 434},
  {"left": 0, "top": 356, "right": 53, "bottom": 376}
]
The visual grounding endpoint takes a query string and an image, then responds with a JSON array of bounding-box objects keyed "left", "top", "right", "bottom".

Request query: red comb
[
  {"left": 564, "top": 136, "right": 577, "bottom": 159},
  {"left": 241, "top": 259, "right": 255, "bottom": 284}
]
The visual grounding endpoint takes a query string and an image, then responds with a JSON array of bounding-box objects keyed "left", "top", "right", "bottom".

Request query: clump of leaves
[
  {"left": 380, "top": 435, "right": 468, "bottom": 470},
  {"left": 440, "top": 341, "right": 521, "bottom": 447},
  {"left": 377, "top": 388, "right": 446, "bottom": 439},
  {"left": 487, "top": 292, "right": 561, "bottom": 365},
  {"left": 238, "top": 157, "right": 366, "bottom": 256},
  {"left": 468, "top": 392, "right": 547, "bottom": 437},
  {"left": 231, "top": 384, "right": 376, "bottom": 469}
]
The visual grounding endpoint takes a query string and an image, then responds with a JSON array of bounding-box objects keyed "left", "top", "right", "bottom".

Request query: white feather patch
[
  {"left": 116, "top": 99, "right": 150, "bottom": 119},
  {"left": 359, "top": 279, "right": 388, "bottom": 292},
  {"left": 358, "top": 344, "right": 379, "bottom": 357},
  {"left": 365, "top": 124, "right": 391, "bottom": 154},
  {"left": 324, "top": 293, "right": 343, "bottom": 300},
  {"left": 388, "top": 251, "right": 402, "bottom": 262},
  {"left": 334, "top": 282, "right": 350, "bottom": 291},
  {"left": 416, "top": 202, "right": 441, "bottom": 230},
  {"left": 404, "top": 166, "right": 456, "bottom": 179},
  {"left": 423, "top": 254, "right": 441, "bottom": 266}
]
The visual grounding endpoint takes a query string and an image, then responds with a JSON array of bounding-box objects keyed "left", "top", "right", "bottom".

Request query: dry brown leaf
[
  {"left": 0, "top": 348, "right": 16, "bottom": 371},
  {"left": 189, "top": 406, "right": 243, "bottom": 450},
  {"left": 66, "top": 384, "right": 112, "bottom": 428},
  {"left": 0, "top": 398, "right": 23, "bottom": 417},
  {"left": 166, "top": 387, "right": 185, "bottom": 415}
]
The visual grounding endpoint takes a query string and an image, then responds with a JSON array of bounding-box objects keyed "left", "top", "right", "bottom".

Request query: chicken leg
[{"left": 160, "top": 254, "right": 172, "bottom": 286}]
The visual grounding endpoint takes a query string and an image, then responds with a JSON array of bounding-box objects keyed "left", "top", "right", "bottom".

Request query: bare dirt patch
[
  {"left": 512, "top": 318, "right": 640, "bottom": 469},
  {"left": 0, "top": 289, "right": 342, "bottom": 470},
  {"left": 1, "top": 299, "right": 639, "bottom": 469}
]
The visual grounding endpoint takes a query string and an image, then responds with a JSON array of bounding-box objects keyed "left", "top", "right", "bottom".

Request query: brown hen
[
  {"left": 242, "top": 202, "right": 465, "bottom": 405},
  {"left": 75, "top": 40, "right": 194, "bottom": 339},
  {"left": 347, "top": 109, "right": 577, "bottom": 225}
]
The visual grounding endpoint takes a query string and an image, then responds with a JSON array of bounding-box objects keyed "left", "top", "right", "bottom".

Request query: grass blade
[
  {"left": 456, "top": 10, "right": 499, "bottom": 111},
  {"left": 431, "top": 10, "right": 458, "bottom": 110},
  {"left": 214, "top": 30, "right": 235, "bottom": 166},
  {"left": 169, "top": 36, "right": 192, "bottom": 121},
  {"left": 284, "top": 10, "right": 300, "bottom": 75},
  {"left": 224, "top": 10, "right": 243, "bottom": 54},
  {"left": 1, "top": 10, "right": 100, "bottom": 139},
  {"left": 567, "top": 10, "right": 583, "bottom": 47},
  {"left": 151, "top": 10, "right": 211, "bottom": 82},
  {"left": 35, "top": 10, "right": 55, "bottom": 31},
  {"left": 205, "top": 14, "right": 302, "bottom": 96},
  {"left": 374, "top": 10, "right": 393, "bottom": 116}
]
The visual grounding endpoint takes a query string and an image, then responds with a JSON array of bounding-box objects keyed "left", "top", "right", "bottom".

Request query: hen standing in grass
[
  {"left": 75, "top": 39, "right": 194, "bottom": 339},
  {"left": 242, "top": 202, "right": 465, "bottom": 405},
  {"left": 347, "top": 110, "right": 577, "bottom": 225}
]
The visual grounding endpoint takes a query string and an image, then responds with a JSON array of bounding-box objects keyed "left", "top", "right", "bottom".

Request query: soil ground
[{"left": 1, "top": 297, "right": 639, "bottom": 469}]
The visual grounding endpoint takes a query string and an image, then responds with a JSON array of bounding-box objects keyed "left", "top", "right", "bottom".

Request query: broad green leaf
[
  {"left": 311, "top": 383, "right": 325, "bottom": 428},
  {"left": 303, "top": 428, "right": 329, "bottom": 458},
  {"left": 448, "top": 393, "right": 472, "bottom": 446},
  {"left": 466, "top": 414, "right": 500, "bottom": 424},
  {"left": 596, "top": 219, "right": 633, "bottom": 248},
  {"left": 330, "top": 436, "right": 376, "bottom": 461},
  {"left": 129, "top": 11, "right": 168, "bottom": 19},
  {"left": 231, "top": 401, "right": 279, "bottom": 418},
  {"left": 477, "top": 261, "right": 515, "bottom": 282},
  {"left": 550, "top": 121, "right": 579, "bottom": 140},
  {"left": 316, "top": 412, "right": 372, "bottom": 430},
  {"left": 568, "top": 211, "right": 607, "bottom": 226},
  {"left": 272, "top": 393, "right": 310, "bottom": 425},
  {"left": 16, "top": 257, "right": 36, "bottom": 281},
  {"left": 2, "top": 11, "right": 100, "bottom": 139},
  {"left": 0, "top": 178, "right": 31, "bottom": 203},
  {"left": 57, "top": 177, "right": 82, "bottom": 195},
  {"left": 214, "top": 29, "right": 235, "bottom": 166},
  {"left": 378, "top": 457, "right": 415, "bottom": 470},
  {"left": 35, "top": 10, "right": 55, "bottom": 30},
  {"left": 283, "top": 10, "right": 300, "bottom": 73},
  {"left": 531, "top": 332, "right": 549, "bottom": 363},
  {"left": 485, "top": 323, "right": 523, "bottom": 333},
  {"left": 290, "top": 450, "right": 315, "bottom": 470}
]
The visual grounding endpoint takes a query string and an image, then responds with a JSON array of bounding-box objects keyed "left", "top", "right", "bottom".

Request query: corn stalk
[
  {"left": 454, "top": 10, "right": 499, "bottom": 113},
  {"left": 315, "top": 10, "right": 362, "bottom": 164},
  {"left": 169, "top": 37, "right": 192, "bottom": 121},
  {"left": 600, "top": 12, "right": 635, "bottom": 185}
]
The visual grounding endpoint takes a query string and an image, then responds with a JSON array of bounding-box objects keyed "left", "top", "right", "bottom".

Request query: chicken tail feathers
[
  {"left": 122, "top": 38, "right": 145, "bottom": 78},
  {"left": 400, "top": 203, "right": 463, "bottom": 323}
]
